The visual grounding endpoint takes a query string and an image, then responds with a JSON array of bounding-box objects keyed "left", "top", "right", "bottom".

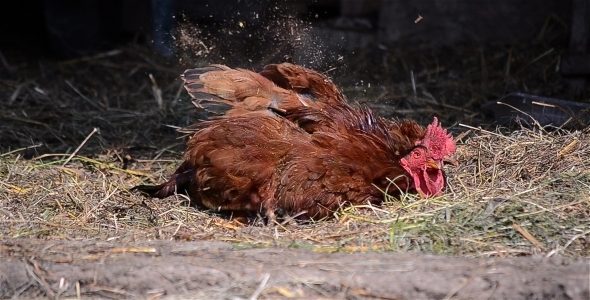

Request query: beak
[
  {"left": 427, "top": 159, "right": 441, "bottom": 170},
  {"left": 443, "top": 155, "right": 459, "bottom": 167}
]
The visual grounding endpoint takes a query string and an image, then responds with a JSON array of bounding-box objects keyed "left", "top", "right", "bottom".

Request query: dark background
[{"left": 0, "top": 0, "right": 578, "bottom": 59}]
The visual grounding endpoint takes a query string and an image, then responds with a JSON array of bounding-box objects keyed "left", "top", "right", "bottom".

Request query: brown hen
[{"left": 134, "top": 63, "right": 456, "bottom": 221}]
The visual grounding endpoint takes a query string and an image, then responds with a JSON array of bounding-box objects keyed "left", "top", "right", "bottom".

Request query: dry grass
[
  {"left": 1, "top": 22, "right": 589, "bottom": 258},
  {"left": 1, "top": 127, "right": 589, "bottom": 258}
]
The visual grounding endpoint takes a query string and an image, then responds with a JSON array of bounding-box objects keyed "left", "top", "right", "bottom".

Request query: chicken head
[
  {"left": 400, "top": 146, "right": 444, "bottom": 197},
  {"left": 401, "top": 117, "right": 457, "bottom": 197}
]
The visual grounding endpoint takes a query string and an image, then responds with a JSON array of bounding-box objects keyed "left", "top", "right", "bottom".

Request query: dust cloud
[{"left": 174, "top": 4, "right": 343, "bottom": 71}]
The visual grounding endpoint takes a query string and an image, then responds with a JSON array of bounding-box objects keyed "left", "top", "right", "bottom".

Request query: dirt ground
[{"left": 1, "top": 238, "right": 588, "bottom": 300}]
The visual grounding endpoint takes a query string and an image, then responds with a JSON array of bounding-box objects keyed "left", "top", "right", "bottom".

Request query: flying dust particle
[{"left": 174, "top": 9, "right": 342, "bottom": 70}]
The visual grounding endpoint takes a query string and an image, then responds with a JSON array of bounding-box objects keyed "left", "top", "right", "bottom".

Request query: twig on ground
[
  {"left": 62, "top": 128, "right": 100, "bottom": 166},
  {"left": 249, "top": 273, "right": 271, "bottom": 300}
]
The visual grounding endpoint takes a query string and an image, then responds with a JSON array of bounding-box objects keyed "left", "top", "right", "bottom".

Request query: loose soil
[{"left": 1, "top": 239, "right": 588, "bottom": 299}]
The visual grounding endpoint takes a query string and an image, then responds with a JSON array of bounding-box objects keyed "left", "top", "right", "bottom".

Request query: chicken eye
[{"left": 414, "top": 151, "right": 422, "bottom": 158}]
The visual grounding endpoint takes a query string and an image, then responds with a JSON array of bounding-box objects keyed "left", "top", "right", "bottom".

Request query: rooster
[{"left": 134, "top": 63, "right": 457, "bottom": 221}]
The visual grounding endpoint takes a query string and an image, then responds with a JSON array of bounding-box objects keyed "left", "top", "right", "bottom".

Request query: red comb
[{"left": 421, "top": 117, "right": 456, "bottom": 159}]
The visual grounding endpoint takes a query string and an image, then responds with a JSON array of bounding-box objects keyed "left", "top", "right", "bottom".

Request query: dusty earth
[{"left": 1, "top": 238, "right": 588, "bottom": 300}]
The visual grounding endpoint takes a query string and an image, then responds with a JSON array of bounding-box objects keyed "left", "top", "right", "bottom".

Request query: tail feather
[
  {"left": 133, "top": 162, "right": 194, "bottom": 199},
  {"left": 132, "top": 183, "right": 177, "bottom": 199}
]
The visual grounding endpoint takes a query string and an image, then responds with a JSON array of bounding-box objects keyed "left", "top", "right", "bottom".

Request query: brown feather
[
  {"left": 260, "top": 63, "right": 347, "bottom": 105},
  {"left": 134, "top": 63, "right": 456, "bottom": 221}
]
